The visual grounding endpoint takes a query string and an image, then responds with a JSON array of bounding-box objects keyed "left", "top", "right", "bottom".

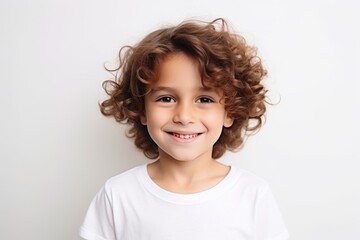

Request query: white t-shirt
[{"left": 80, "top": 164, "right": 289, "bottom": 240}]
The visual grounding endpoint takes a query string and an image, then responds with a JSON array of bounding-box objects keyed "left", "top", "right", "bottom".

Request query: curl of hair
[{"left": 100, "top": 18, "right": 268, "bottom": 159}]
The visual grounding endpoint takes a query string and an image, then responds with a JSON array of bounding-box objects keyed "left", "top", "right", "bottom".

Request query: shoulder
[
  {"left": 232, "top": 166, "right": 268, "bottom": 186},
  {"left": 230, "top": 166, "right": 271, "bottom": 198},
  {"left": 102, "top": 164, "right": 146, "bottom": 196}
]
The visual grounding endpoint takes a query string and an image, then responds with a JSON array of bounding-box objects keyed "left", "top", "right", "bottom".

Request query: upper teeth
[{"left": 173, "top": 133, "right": 197, "bottom": 139}]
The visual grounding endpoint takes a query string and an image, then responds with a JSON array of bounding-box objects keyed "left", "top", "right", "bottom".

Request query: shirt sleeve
[
  {"left": 254, "top": 184, "right": 290, "bottom": 240},
  {"left": 79, "top": 183, "right": 116, "bottom": 240}
]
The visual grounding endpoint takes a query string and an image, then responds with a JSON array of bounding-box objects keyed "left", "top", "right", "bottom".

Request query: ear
[
  {"left": 140, "top": 115, "right": 147, "bottom": 125},
  {"left": 223, "top": 114, "right": 233, "bottom": 128}
]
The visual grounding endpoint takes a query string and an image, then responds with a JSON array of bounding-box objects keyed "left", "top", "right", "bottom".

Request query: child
[{"left": 80, "top": 18, "right": 289, "bottom": 240}]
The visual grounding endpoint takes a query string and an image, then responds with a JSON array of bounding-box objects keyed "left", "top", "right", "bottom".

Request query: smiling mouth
[{"left": 167, "top": 132, "right": 201, "bottom": 139}]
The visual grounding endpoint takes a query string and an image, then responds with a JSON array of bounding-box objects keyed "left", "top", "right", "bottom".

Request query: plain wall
[{"left": 1, "top": 0, "right": 359, "bottom": 239}]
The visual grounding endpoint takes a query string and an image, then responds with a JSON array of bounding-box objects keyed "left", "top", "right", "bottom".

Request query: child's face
[{"left": 141, "top": 52, "right": 233, "bottom": 162}]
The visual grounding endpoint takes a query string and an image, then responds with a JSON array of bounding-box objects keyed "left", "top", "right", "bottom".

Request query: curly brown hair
[{"left": 100, "top": 18, "right": 267, "bottom": 160}]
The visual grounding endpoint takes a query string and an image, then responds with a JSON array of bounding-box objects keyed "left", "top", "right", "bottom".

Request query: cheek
[
  {"left": 202, "top": 110, "right": 227, "bottom": 130},
  {"left": 146, "top": 109, "right": 168, "bottom": 127},
  {"left": 143, "top": 101, "right": 165, "bottom": 125}
]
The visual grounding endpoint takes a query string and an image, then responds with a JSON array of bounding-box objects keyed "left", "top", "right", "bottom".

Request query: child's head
[{"left": 100, "top": 18, "right": 267, "bottom": 160}]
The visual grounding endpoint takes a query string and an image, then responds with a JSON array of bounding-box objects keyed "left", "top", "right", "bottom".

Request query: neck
[{"left": 147, "top": 152, "right": 230, "bottom": 194}]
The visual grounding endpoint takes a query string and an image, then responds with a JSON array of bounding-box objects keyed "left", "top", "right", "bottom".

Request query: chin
[
  {"left": 166, "top": 151, "right": 208, "bottom": 162},
  {"left": 158, "top": 147, "right": 212, "bottom": 162}
]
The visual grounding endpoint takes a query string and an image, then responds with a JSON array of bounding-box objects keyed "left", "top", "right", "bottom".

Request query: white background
[{"left": 1, "top": 0, "right": 359, "bottom": 239}]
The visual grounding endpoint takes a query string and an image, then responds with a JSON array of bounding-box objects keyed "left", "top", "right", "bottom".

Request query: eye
[
  {"left": 196, "top": 97, "right": 214, "bottom": 103},
  {"left": 156, "top": 96, "right": 175, "bottom": 103}
]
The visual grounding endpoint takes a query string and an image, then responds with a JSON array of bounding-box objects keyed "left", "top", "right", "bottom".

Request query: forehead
[
  {"left": 152, "top": 53, "right": 205, "bottom": 88},
  {"left": 147, "top": 52, "right": 225, "bottom": 97},
  {"left": 151, "top": 53, "right": 205, "bottom": 91},
  {"left": 159, "top": 52, "right": 198, "bottom": 78}
]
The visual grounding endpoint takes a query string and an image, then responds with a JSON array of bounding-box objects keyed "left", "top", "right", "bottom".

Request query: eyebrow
[
  {"left": 150, "top": 86, "right": 175, "bottom": 92},
  {"left": 150, "top": 86, "right": 216, "bottom": 93}
]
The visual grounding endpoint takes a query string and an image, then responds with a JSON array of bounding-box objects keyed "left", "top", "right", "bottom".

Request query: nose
[{"left": 173, "top": 102, "right": 195, "bottom": 125}]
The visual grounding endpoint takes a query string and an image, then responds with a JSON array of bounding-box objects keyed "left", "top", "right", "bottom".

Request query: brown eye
[
  {"left": 196, "top": 97, "right": 214, "bottom": 103},
  {"left": 157, "top": 96, "right": 175, "bottom": 103}
]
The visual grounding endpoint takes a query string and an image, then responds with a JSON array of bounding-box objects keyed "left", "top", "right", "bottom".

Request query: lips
[
  {"left": 166, "top": 131, "right": 202, "bottom": 142},
  {"left": 172, "top": 132, "right": 198, "bottom": 139}
]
